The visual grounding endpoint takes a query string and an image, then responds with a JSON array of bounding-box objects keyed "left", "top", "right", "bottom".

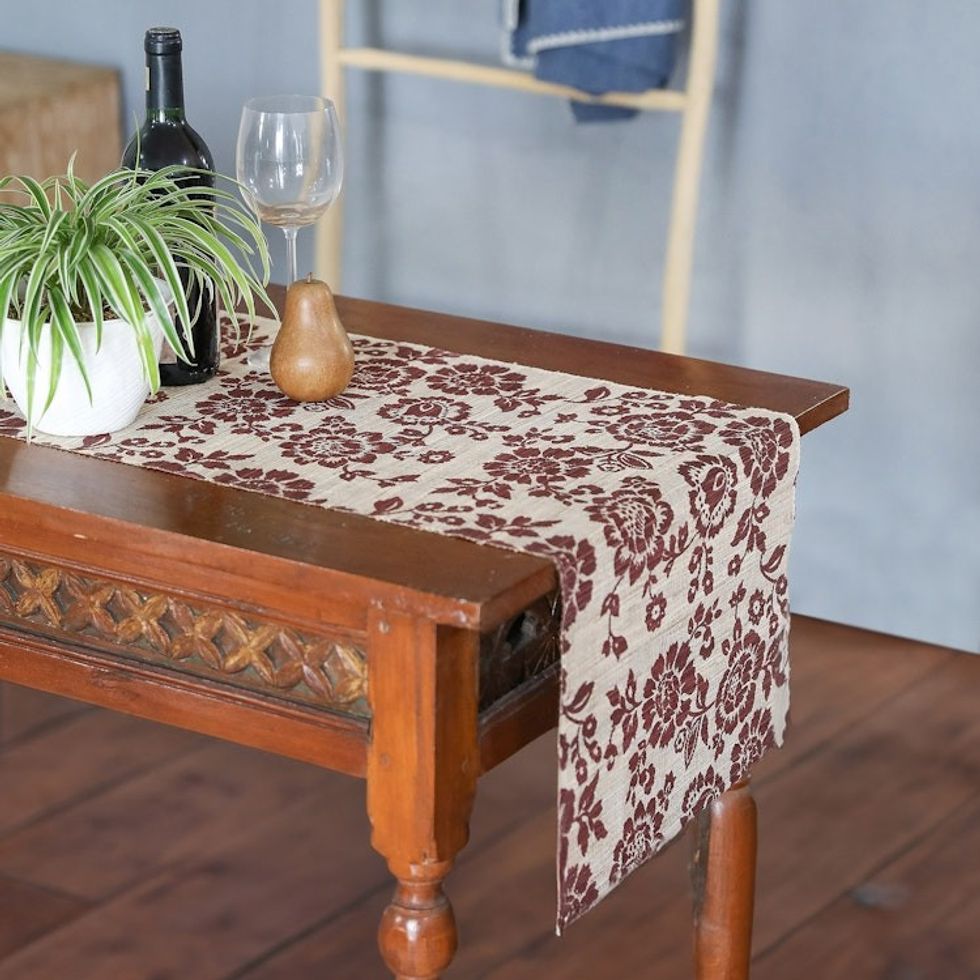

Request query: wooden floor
[{"left": 0, "top": 615, "right": 976, "bottom": 979}]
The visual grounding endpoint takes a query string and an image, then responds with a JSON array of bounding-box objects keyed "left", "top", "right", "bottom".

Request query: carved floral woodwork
[
  {"left": 0, "top": 551, "right": 369, "bottom": 715},
  {"left": 0, "top": 551, "right": 564, "bottom": 719}
]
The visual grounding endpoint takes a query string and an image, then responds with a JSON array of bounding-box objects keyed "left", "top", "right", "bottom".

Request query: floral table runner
[{"left": 0, "top": 317, "right": 800, "bottom": 931}]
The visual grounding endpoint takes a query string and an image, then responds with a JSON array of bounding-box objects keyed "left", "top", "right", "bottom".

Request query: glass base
[{"left": 247, "top": 346, "right": 271, "bottom": 372}]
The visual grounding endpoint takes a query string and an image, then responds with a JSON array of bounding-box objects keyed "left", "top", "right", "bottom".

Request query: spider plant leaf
[
  {"left": 116, "top": 288, "right": 160, "bottom": 392},
  {"left": 162, "top": 215, "right": 254, "bottom": 307},
  {"left": 0, "top": 269, "right": 16, "bottom": 392},
  {"left": 77, "top": 169, "right": 130, "bottom": 217},
  {"left": 169, "top": 248, "right": 238, "bottom": 328},
  {"left": 24, "top": 332, "right": 38, "bottom": 435},
  {"left": 38, "top": 209, "right": 68, "bottom": 256},
  {"left": 16, "top": 175, "right": 52, "bottom": 220},
  {"left": 90, "top": 243, "right": 143, "bottom": 328},
  {"left": 126, "top": 215, "right": 192, "bottom": 336},
  {"left": 57, "top": 239, "right": 76, "bottom": 307},
  {"left": 135, "top": 320, "right": 160, "bottom": 392},
  {"left": 77, "top": 256, "right": 105, "bottom": 350},
  {"left": 106, "top": 216, "right": 143, "bottom": 257},
  {"left": 64, "top": 152, "right": 91, "bottom": 204},
  {"left": 119, "top": 248, "right": 187, "bottom": 364},
  {"left": 22, "top": 254, "right": 54, "bottom": 359},
  {"left": 43, "top": 299, "right": 66, "bottom": 414},
  {"left": 67, "top": 213, "right": 94, "bottom": 271},
  {"left": 20, "top": 296, "right": 53, "bottom": 435},
  {"left": 49, "top": 286, "right": 92, "bottom": 405},
  {"left": 0, "top": 269, "right": 17, "bottom": 325}
]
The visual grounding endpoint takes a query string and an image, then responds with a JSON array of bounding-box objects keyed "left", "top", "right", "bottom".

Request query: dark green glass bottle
[{"left": 122, "top": 27, "right": 218, "bottom": 385}]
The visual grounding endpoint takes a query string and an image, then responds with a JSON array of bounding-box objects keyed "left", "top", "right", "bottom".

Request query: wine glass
[{"left": 236, "top": 94, "right": 344, "bottom": 369}]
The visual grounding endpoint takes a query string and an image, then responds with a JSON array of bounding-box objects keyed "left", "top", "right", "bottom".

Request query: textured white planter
[{"left": 1, "top": 283, "right": 171, "bottom": 437}]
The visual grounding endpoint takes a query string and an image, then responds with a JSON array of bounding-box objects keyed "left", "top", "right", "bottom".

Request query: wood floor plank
[
  {"left": 754, "top": 790, "right": 980, "bottom": 979},
  {"left": 0, "top": 773, "right": 380, "bottom": 980},
  {"left": 0, "top": 873, "right": 88, "bottom": 959},
  {"left": 755, "top": 616, "right": 953, "bottom": 779},
  {"left": 0, "top": 684, "right": 574, "bottom": 979},
  {"left": 0, "top": 741, "right": 334, "bottom": 901},
  {"left": 750, "top": 653, "right": 980, "bottom": 954},
  {"left": 0, "top": 684, "right": 87, "bottom": 746},
  {"left": 0, "top": 709, "right": 204, "bottom": 836},
  {"left": 235, "top": 892, "right": 388, "bottom": 980}
]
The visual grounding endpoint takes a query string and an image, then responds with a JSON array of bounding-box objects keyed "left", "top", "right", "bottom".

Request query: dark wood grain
[
  {"left": 367, "top": 612, "right": 480, "bottom": 979},
  {"left": 0, "top": 874, "right": 87, "bottom": 960},
  {"left": 328, "top": 292, "right": 849, "bottom": 435},
  {"left": 752, "top": 618, "right": 955, "bottom": 780},
  {"left": 0, "top": 762, "right": 383, "bottom": 980},
  {"left": 691, "top": 780, "right": 757, "bottom": 980},
  {"left": 0, "top": 685, "right": 86, "bottom": 746},
  {"left": 0, "top": 707, "right": 202, "bottom": 837},
  {"left": 0, "top": 741, "right": 331, "bottom": 901},
  {"left": 748, "top": 653, "right": 980, "bottom": 955},
  {"left": 754, "top": 792, "right": 980, "bottom": 979}
]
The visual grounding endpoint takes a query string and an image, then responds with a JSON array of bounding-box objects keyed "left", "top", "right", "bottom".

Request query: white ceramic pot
[{"left": 1, "top": 282, "right": 171, "bottom": 437}]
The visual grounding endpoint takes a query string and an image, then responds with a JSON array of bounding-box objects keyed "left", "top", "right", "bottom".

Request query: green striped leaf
[
  {"left": 15, "top": 175, "right": 52, "bottom": 220},
  {"left": 77, "top": 256, "right": 105, "bottom": 350},
  {"left": 119, "top": 248, "right": 185, "bottom": 368},
  {"left": 90, "top": 243, "right": 143, "bottom": 328},
  {"left": 126, "top": 215, "right": 192, "bottom": 335}
]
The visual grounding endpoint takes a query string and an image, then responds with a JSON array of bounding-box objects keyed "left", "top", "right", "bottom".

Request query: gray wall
[{"left": 7, "top": 1, "right": 979, "bottom": 650}]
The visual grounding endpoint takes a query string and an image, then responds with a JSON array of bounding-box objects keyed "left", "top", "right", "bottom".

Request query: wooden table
[{"left": 0, "top": 295, "right": 848, "bottom": 979}]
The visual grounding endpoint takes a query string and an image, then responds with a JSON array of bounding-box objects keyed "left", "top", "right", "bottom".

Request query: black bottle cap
[{"left": 145, "top": 27, "right": 182, "bottom": 55}]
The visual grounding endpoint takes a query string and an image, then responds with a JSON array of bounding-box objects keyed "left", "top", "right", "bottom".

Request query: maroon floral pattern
[
  {"left": 0, "top": 314, "right": 800, "bottom": 933},
  {"left": 642, "top": 640, "right": 698, "bottom": 748}
]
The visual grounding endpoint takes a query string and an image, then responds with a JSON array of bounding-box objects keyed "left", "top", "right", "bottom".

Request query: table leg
[
  {"left": 366, "top": 610, "right": 479, "bottom": 979},
  {"left": 690, "top": 778, "right": 757, "bottom": 980}
]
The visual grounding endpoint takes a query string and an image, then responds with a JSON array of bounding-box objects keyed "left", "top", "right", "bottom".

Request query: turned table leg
[
  {"left": 378, "top": 860, "right": 457, "bottom": 979},
  {"left": 366, "top": 610, "right": 479, "bottom": 979},
  {"left": 690, "top": 779, "right": 758, "bottom": 980}
]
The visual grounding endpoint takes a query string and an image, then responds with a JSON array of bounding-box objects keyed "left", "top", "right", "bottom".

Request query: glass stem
[{"left": 283, "top": 225, "right": 299, "bottom": 284}]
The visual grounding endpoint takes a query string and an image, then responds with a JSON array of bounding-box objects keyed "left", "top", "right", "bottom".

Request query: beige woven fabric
[{"left": 0, "top": 317, "right": 800, "bottom": 931}]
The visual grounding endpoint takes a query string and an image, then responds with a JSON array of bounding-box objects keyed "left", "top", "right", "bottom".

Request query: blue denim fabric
[{"left": 508, "top": 0, "right": 686, "bottom": 122}]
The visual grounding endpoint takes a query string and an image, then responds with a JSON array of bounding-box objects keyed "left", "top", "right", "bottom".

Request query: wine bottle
[{"left": 122, "top": 27, "right": 218, "bottom": 385}]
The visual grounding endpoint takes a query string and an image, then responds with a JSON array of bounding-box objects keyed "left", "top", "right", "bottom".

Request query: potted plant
[{"left": 0, "top": 155, "right": 273, "bottom": 437}]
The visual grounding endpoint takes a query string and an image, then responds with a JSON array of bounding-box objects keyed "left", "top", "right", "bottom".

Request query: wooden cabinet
[{"left": 0, "top": 51, "right": 121, "bottom": 182}]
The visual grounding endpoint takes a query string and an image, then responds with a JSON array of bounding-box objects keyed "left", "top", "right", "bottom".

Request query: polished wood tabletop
[{"left": 0, "top": 292, "right": 848, "bottom": 978}]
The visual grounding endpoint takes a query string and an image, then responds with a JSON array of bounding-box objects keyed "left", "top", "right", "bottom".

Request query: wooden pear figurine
[{"left": 270, "top": 275, "right": 355, "bottom": 402}]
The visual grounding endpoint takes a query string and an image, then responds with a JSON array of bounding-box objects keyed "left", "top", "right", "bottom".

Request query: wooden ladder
[{"left": 316, "top": 0, "right": 720, "bottom": 355}]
